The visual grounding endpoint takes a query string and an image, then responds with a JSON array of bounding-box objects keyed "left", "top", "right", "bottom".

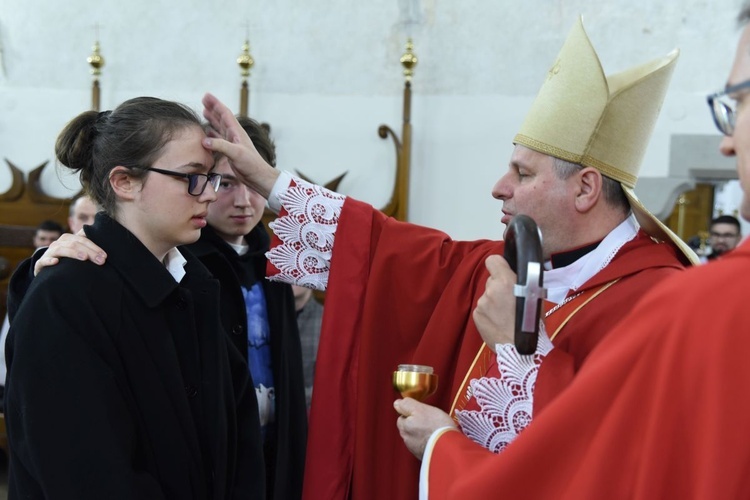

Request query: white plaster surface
[{"left": 0, "top": 0, "right": 745, "bottom": 239}]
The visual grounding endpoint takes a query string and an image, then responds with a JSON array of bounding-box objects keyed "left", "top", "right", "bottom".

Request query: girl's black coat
[{"left": 5, "top": 214, "right": 264, "bottom": 499}]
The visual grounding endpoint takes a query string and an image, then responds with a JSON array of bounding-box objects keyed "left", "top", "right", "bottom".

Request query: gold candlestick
[
  {"left": 237, "top": 38, "right": 254, "bottom": 117},
  {"left": 379, "top": 38, "right": 418, "bottom": 222},
  {"left": 86, "top": 31, "right": 105, "bottom": 111},
  {"left": 400, "top": 38, "right": 418, "bottom": 82}
]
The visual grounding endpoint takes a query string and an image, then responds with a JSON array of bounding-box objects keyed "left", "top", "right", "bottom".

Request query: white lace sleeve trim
[
  {"left": 266, "top": 175, "right": 346, "bottom": 291},
  {"left": 455, "top": 325, "right": 553, "bottom": 453}
]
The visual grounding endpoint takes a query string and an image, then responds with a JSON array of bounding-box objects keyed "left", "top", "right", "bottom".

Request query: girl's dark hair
[
  {"left": 740, "top": 3, "right": 750, "bottom": 26},
  {"left": 55, "top": 97, "right": 203, "bottom": 214}
]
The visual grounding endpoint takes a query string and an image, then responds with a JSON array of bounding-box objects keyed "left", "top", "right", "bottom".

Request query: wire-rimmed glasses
[{"left": 707, "top": 79, "right": 750, "bottom": 136}]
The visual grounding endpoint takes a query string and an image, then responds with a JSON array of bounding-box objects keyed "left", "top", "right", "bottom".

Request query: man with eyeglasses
[
  {"left": 379, "top": 5, "right": 750, "bottom": 498},
  {"left": 704, "top": 214, "right": 742, "bottom": 262}
]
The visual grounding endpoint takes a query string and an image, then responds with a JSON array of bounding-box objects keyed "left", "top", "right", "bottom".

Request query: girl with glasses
[{"left": 4, "top": 97, "right": 263, "bottom": 499}]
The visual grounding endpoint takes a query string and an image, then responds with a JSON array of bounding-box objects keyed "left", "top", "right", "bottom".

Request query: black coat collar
[{"left": 85, "top": 213, "right": 211, "bottom": 308}]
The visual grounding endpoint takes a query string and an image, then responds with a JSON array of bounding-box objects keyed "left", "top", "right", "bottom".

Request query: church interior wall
[{"left": 0, "top": 0, "right": 743, "bottom": 240}]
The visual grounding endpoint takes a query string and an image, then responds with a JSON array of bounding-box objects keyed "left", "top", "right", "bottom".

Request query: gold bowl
[{"left": 392, "top": 365, "right": 438, "bottom": 401}]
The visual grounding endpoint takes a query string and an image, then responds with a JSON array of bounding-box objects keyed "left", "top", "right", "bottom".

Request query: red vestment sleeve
[
  {"left": 301, "top": 198, "right": 503, "bottom": 500},
  {"left": 302, "top": 198, "right": 374, "bottom": 499}
]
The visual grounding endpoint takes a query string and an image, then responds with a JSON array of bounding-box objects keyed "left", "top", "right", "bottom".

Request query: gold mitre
[{"left": 514, "top": 17, "right": 698, "bottom": 265}]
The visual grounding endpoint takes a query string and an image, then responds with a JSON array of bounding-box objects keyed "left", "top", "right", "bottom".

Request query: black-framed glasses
[
  {"left": 707, "top": 79, "right": 750, "bottom": 136},
  {"left": 138, "top": 166, "right": 222, "bottom": 196}
]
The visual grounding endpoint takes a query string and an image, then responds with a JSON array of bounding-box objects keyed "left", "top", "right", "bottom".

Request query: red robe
[
  {"left": 291, "top": 198, "right": 687, "bottom": 500},
  {"left": 425, "top": 238, "right": 750, "bottom": 500}
]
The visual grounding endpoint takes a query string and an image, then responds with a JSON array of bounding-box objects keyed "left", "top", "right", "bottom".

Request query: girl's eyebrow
[{"left": 175, "top": 162, "right": 212, "bottom": 173}]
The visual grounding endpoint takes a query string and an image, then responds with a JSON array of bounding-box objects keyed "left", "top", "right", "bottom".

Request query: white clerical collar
[
  {"left": 162, "top": 247, "right": 188, "bottom": 283},
  {"left": 543, "top": 216, "right": 638, "bottom": 304}
]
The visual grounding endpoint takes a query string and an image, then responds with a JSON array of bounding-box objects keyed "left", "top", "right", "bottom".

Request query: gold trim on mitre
[{"left": 514, "top": 16, "right": 698, "bottom": 266}]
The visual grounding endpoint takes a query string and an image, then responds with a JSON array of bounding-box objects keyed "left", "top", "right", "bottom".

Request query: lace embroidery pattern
[
  {"left": 455, "top": 331, "right": 553, "bottom": 453},
  {"left": 266, "top": 178, "right": 346, "bottom": 290}
]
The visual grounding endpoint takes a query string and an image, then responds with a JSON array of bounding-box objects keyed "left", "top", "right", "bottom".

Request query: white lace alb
[
  {"left": 266, "top": 176, "right": 346, "bottom": 290},
  {"left": 455, "top": 331, "right": 553, "bottom": 453}
]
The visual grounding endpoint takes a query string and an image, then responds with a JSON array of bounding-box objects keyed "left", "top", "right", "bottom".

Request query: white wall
[{"left": 0, "top": 0, "right": 743, "bottom": 240}]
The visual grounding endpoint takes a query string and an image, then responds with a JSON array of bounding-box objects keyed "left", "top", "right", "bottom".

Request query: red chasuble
[
  {"left": 289, "top": 198, "right": 686, "bottom": 500},
  {"left": 426, "top": 238, "right": 750, "bottom": 500}
]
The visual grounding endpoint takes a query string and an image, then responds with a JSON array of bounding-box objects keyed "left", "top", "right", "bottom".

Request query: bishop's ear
[{"left": 574, "top": 167, "right": 602, "bottom": 213}]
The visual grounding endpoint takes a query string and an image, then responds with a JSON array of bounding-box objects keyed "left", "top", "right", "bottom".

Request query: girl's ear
[{"left": 109, "top": 166, "right": 139, "bottom": 201}]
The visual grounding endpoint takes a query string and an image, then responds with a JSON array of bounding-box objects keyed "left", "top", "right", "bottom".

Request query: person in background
[
  {"left": 292, "top": 285, "right": 323, "bottom": 411},
  {"left": 5, "top": 96, "right": 261, "bottom": 498},
  {"left": 0, "top": 220, "right": 64, "bottom": 389},
  {"left": 67, "top": 194, "right": 99, "bottom": 234},
  {"left": 31, "top": 220, "right": 63, "bottom": 249},
  {"left": 0, "top": 198, "right": 99, "bottom": 394},
  {"left": 704, "top": 214, "right": 742, "bottom": 261}
]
